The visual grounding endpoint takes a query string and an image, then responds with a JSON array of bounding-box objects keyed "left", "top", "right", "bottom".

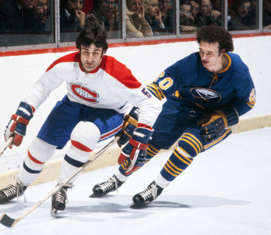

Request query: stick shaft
[
  {"left": 0, "top": 137, "right": 13, "bottom": 157},
  {"left": 9, "top": 137, "right": 119, "bottom": 227}
]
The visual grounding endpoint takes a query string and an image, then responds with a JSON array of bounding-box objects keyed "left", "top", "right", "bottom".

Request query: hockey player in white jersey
[{"left": 0, "top": 25, "right": 162, "bottom": 213}]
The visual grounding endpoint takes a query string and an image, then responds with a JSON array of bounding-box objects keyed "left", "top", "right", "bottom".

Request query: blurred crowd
[{"left": 0, "top": 0, "right": 270, "bottom": 46}]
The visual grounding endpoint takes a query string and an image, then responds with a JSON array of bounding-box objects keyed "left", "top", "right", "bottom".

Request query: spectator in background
[
  {"left": 126, "top": 0, "right": 153, "bottom": 37},
  {"left": 25, "top": 0, "right": 50, "bottom": 43},
  {"left": 179, "top": 0, "right": 197, "bottom": 32},
  {"left": 158, "top": 0, "right": 172, "bottom": 29},
  {"left": 228, "top": 0, "right": 253, "bottom": 30},
  {"left": 190, "top": 0, "right": 200, "bottom": 19},
  {"left": 211, "top": 0, "right": 221, "bottom": 11},
  {"left": 60, "top": 0, "right": 85, "bottom": 32},
  {"left": 144, "top": 0, "right": 165, "bottom": 35},
  {"left": 263, "top": 0, "right": 271, "bottom": 29},
  {"left": 60, "top": 0, "right": 85, "bottom": 42},
  {"left": 0, "top": 0, "right": 35, "bottom": 46},
  {"left": 85, "top": 0, "right": 119, "bottom": 39},
  {"left": 194, "top": 0, "right": 221, "bottom": 27}
]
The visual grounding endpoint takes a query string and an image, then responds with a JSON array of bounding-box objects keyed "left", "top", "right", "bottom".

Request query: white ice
[{"left": 0, "top": 127, "right": 271, "bottom": 235}]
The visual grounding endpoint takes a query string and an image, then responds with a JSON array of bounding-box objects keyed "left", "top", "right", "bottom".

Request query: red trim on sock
[
  {"left": 28, "top": 150, "right": 45, "bottom": 164},
  {"left": 71, "top": 140, "right": 92, "bottom": 152}
]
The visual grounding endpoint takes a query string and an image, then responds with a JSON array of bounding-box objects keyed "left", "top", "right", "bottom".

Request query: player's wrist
[
  {"left": 218, "top": 107, "right": 239, "bottom": 127},
  {"left": 131, "top": 124, "right": 153, "bottom": 145}
]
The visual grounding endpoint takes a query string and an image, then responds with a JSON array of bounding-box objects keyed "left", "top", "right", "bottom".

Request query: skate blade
[
  {"left": 130, "top": 203, "right": 148, "bottom": 209},
  {"left": 50, "top": 208, "right": 58, "bottom": 217},
  {"left": 89, "top": 194, "right": 105, "bottom": 198}
]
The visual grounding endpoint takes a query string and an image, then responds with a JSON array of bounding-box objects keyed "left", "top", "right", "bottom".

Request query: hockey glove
[
  {"left": 4, "top": 102, "right": 34, "bottom": 147},
  {"left": 117, "top": 107, "right": 139, "bottom": 147},
  {"left": 118, "top": 124, "right": 153, "bottom": 175},
  {"left": 198, "top": 107, "right": 238, "bottom": 140}
]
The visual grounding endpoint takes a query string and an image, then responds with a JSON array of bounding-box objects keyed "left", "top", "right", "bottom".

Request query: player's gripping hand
[
  {"left": 4, "top": 102, "right": 34, "bottom": 148},
  {"left": 198, "top": 107, "right": 239, "bottom": 140},
  {"left": 117, "top": 107, "right": 139, "bottom": 147},
  {"left": 118, "top": 125, "right": 153, "bottom": 175}
]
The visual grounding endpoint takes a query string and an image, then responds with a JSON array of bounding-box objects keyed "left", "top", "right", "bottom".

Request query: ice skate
[
  {"left": 0, "top": 177, "right": 27, "bottom": 203},
  {"left": 51, "top": 183, "right": 73, "bottom": 216},
  {"left": 131, "top": 181, "right": 163, "bottom": 208},
  {"left": 90, "top": 175, "right": 123, "bottom": 198}
]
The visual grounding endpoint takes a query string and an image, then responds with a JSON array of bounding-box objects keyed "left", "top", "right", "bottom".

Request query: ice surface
[{"left": 0, "top": 127, "right": 270, "bottom": 235}]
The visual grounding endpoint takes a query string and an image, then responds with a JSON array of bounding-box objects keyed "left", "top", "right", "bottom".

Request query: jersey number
[{"left": 159, "top": 77, "right": 173, "bottom": 90}]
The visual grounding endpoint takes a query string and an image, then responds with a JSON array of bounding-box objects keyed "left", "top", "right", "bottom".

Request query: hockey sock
[
  {"left": 58, "top": 121, "right": 100, "bottom": 183},
  {"left": 159, "top": 129, "right": 203, "bottom": 187},
  {"left": 19, "top": 137, "right": 56, "bottom": 185}
]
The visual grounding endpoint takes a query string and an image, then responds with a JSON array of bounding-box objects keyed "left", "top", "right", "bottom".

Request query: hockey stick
[
  {"left": 0, "top": 136, "right": 119, "bottom": 228},
  {"left": 0, "top": 137, "right": 13, "bottom": 157}
]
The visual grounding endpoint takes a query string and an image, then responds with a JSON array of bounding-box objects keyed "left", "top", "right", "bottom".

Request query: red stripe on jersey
[
  {"left": 100, "top": 125, "right": 123, "bottom": 140},
  {"left": 137, "top": 123, "right": 153, "bottom": 130},
  {"left": 28, "top": 150, "right": 45, "bottom": 164},
  {"left": 98, "top": 56, "right": 142, "bottom": 89},
  {"left": 46, "top": 52, "right": 80, "bottom": 72},
  {"left": 71, "top": 140, "right": 92, "bottom": 152}
]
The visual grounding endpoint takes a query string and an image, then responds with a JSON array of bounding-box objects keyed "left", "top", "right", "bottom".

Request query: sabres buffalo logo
[
  {"left": 191, "top": 88, "right": 221, "bottom": 102},
  {"left": 71, "top": 84, "right": 99, "bottom": 103}
]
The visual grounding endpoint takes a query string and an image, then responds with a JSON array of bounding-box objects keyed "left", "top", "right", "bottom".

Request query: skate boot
[
  {"left": 91, "top": 175, "right": 123, "bottom": 197},
  {"left": 0, "top": 177, "right": 28, "bottom": 203},
  {"left": 131, "top": 181, "right": 163, "bottom": 208},
  {"left": 51, "top": 183, "right": 73, "bottom": 216}
]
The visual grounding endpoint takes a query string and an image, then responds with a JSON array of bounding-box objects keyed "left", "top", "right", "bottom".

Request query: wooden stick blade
[{"left": 0, "top": 214, "right": 16, "bottom": 227}]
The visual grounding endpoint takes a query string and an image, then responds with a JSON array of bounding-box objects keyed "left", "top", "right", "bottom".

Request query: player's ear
[{"left": 219, "top": 49, "right": 225, "bottom": 56}]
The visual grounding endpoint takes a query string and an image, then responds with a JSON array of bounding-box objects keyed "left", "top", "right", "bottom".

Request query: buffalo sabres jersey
[
  {"left": 24, "top": 52, "right": 161, "bottom": 127},
  {"left": 147, "top": 52, "right": 255, "bottom": 116}
]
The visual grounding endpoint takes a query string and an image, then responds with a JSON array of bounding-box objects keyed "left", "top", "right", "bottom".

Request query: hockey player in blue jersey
[{"left": 91, "top": 25, "right": 256, "bottom": 208}]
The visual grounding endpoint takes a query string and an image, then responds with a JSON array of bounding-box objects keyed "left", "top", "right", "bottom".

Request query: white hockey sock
[
  {"left": 18, "top": 137, "right": 56, "bottom": 186},
  {"left": 115, "top": 168, "right": 128, "bottom": 182},
  {"left": 155, "top": 173, "right": 171, "bottom": 189},
  {"left": 58, "top": 121, "right": 100, "bottom": 184}
]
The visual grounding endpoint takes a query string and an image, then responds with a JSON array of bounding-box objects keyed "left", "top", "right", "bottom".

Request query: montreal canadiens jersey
[
  {"left": 147, "top": 52, "right": 256, "bottom": 116},
  {"left": 24, "top": 52, "right": 162, "bottom": 127}
]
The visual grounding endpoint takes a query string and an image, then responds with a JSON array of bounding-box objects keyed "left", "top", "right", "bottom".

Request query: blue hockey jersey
[{"left": 147, "top": 52, "right": 255, "bottom": 116}]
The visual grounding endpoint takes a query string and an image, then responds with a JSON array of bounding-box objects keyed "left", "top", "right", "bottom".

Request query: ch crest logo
[
  {"left": 191, "top": 88, "right": 221, "bottom": 102},
  {"left": 71, "top": 84, "right": 99, "bottom": 103}
]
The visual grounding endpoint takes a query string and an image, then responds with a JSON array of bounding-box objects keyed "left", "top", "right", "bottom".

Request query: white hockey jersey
[{"left": 24, "top": 52, "right": 162, "bottom": 127}]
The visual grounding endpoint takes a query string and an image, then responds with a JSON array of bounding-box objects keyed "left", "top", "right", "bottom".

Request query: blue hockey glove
[
  {"left": 4, "top": 102, "right": 34, "bottom": 147},
  {"left": 198, "top": 107, "right": 238, "bottom": 140},
  {"left": 117, "top": 107, "right": 139, "bottom": 147},
  {"left": 118, "top": 124, "right": 153, "bottom": 175}
]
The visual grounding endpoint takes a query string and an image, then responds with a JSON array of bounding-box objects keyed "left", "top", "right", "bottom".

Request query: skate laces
[
  {"left": 100, "top": 176, "right": 119, "bottom": 192},
  {"left": 3, "top": 176, "right": 27, "bottom": 202},
  {"left": 140, "top": 182, "right": 157, "bottom": 200},
  {"left": 54, "top": 183, "right": 74, "bottom": 204}
]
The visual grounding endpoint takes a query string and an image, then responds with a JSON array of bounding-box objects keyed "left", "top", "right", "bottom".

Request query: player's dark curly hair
[
  {"left": 196, "top": 25, "right": 234, "bottom": 53},
  {"left": 76, "top": 25, "right": 108, "bottom": 55}
]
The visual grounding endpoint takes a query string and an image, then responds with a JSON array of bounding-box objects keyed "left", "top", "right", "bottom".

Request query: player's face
[
  {"left": 33, "top": 0, "right": 48, "bottom": 20},
  {"left": 148, "top": 0, "right": 159, "bottom": 17},
  {"left": 129, "top": 0, "right": 143, "bottom": 15},
  {"left": 18, "top": 0, "right": 34, "bottom": 9},
  {"left": 199, "top": 41, "right": 223, "bottom": 71},
  {"left": 80, "top": 44, "right": 104, "bottom": 73},
  {"left": 65, "top": 0, "right": 84, "bottom": 15}
]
